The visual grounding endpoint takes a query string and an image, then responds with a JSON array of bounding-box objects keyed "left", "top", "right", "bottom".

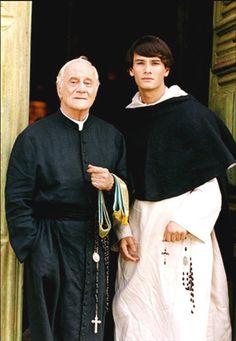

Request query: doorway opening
[
  {"left": 23, "top": 1, "right": 214, "bottom": 340},
  {"left": 30, "top": 1, "right": 213, "bottom": 124}
]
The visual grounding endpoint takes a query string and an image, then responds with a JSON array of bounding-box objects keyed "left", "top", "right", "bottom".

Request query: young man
[
  {"left": 5, "top": 57, "right": 128, "bottom": 341},
  {"left": 112, "top": 35, "right": 235, "bottom": 341}
]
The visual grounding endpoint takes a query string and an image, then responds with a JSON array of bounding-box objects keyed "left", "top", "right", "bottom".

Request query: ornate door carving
[
  {"left": 209, "top": 0, "right": 236, "bottom": 185},
  {"left": 209, "top": 1, "right": 236, "bottom": 334}
]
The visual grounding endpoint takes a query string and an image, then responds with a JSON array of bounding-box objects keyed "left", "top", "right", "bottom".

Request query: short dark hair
[{"left": 125, "top": 35, "right": 174, "bottom": 69}]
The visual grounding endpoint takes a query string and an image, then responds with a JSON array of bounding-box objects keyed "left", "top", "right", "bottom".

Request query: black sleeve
[{"left": 5, "top": 132, "right": 39, "bottom": 263}]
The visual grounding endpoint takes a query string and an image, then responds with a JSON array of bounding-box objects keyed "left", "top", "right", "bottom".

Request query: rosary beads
[{"left": 182, "top": 240, "right": 195, "bottom": 314}]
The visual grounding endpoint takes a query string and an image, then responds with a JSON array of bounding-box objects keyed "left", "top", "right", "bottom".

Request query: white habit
[{"left": 112, "top": 86, "right": 232, "bottom": 341}]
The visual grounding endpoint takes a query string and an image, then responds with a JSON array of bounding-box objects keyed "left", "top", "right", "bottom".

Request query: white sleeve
[
  {"left": 113, "top": 220, "right": 133, "bottom": 240},
  {"left": 171, "top": 178, "right": 222, "bottom": 243},
  {"left": 111, "top": 220, "right": 133, "bottom": 252}
]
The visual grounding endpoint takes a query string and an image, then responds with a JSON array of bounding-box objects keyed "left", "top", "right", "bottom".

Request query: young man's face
[{"left": 129, "top": 53, "right": 169, "bottom": 92}]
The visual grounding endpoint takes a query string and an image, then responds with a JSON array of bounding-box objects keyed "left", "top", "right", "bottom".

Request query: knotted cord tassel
[{"left": 98, "top": 174, "right": 129, "bottom": 238}]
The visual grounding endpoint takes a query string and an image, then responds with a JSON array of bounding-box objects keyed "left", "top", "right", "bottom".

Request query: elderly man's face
[{"left": 57, "top": 60, "right": 99, "bottom": 117}]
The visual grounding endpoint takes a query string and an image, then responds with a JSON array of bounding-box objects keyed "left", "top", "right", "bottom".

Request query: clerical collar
[{"left": 60, "top": 109, "right": 89, "bottom": 131}]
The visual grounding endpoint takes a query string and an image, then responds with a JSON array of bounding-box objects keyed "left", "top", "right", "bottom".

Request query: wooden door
[
  {"left": 1, "top": 2, "right": 32, "bottom": 341},
  {"left": 209, "top": 0, "right": 236, "bottom": 335},
  {"left": 209, "top": 0, "right": 236, "bottom": 184}
]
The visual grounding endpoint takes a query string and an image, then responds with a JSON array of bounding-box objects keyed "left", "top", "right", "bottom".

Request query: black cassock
[{"left": 5, "top": 111, "right": 128, "bottom": 341}]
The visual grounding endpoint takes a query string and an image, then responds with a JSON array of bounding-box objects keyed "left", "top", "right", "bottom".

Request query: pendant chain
[
  {"left": 182, "top": 236, "right": 195, "bottom": 314},
  {"left": 161, "top": 235, "right": 195, "bottom": 314},
  {"left": 94, "top": 233, "right": 99, "bottom": 315},
  {"left": 91, "top": 221, "right": 110, "bottom": 334},
  {"left": 101, "top": 235, "right": 110, "bottom": 312}
]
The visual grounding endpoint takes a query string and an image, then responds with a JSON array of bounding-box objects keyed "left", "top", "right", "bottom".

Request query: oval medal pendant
[
  {"left": 92, "top": 252, "right": 100, "bottom": 263},
  {"left": 183, "top": 256, "right": 188, "bottom": 266}
]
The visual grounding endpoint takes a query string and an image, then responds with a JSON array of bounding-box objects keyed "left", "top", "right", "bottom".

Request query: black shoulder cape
[{"left": 120, "top": 95, "right": 236, "bottom": 201}]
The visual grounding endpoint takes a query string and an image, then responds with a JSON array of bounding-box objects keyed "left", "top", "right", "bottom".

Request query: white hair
[{"left": 56, "top": 56, "right": 100, "bottom": 86}]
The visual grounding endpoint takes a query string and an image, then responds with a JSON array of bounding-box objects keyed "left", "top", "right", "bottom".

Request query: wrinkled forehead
[{"left": 64, "top": 60, "right": 97, "bottom": 80}]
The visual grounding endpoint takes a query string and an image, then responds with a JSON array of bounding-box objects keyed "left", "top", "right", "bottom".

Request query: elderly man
[{"left": 5, "top": 56, "right": 128, "bottom": 341}]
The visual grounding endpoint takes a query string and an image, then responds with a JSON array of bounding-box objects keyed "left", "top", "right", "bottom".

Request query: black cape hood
[{"left": 120, "top": 95, "right": 236, "bottom": 201}]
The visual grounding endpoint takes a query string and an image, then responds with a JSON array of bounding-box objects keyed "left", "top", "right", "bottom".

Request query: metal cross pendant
[
  {"left": 91, "top": 314, "right": 101, "bottom": 334},
  {"left": 161, "top": 246, "right": 170, "bottom": 265},
  {"left": 161, "top": 248, "right": 169, "bottom": 256}
]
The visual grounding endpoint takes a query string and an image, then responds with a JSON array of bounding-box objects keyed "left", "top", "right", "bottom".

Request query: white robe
[{"left": 112, "top": 86, "right": 232, "bottom": 341}]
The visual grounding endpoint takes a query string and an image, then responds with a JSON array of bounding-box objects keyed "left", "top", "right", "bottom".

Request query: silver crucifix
[{"left": 91, "top": 314, "right": 101, "bottom": 334}]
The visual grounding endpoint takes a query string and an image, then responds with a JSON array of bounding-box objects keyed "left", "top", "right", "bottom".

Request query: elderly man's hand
[{"left": 87, "top": 164, "right": 114, "bottom": 191}]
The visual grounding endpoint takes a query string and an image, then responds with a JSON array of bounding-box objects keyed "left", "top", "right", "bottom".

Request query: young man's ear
[
  {"left": 129, "top": 68, "right": 134, "bottom": 77},
  {"left": 164, "top": 67, "right": 170, "bottom": 77}
]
